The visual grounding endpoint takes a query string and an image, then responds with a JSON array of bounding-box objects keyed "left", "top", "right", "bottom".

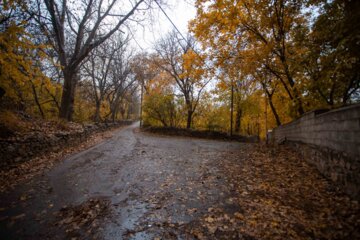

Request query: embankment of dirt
[
  {"left": 0, "top": 120, "right": 133, "bottom": 169},
  {"left": 142, "top": 126, "right": 259, "bottom": 143}
]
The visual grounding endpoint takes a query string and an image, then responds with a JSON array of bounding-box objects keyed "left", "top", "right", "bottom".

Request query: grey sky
[{"left": 131, "top": 0, "right": 196, "bottom": 51}]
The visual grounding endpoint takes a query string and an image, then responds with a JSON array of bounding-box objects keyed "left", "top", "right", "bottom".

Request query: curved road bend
[{"left": 0, "top": 122, "right": 251, "bottom": 239}]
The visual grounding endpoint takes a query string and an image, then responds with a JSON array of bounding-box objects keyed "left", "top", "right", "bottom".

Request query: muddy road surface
[{"left": 0, "top": 122, "right": 358, "bottom": 239}]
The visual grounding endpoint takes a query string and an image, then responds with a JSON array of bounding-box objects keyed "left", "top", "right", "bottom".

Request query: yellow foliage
[
  {"left": 182, "top": 50, "right": 205, "bottom": 82},
  {"left": 0, "top": 1, "right": 61, "bottom": 119},
  {"left": 0, "top": 110, "right": 30, "bottom": 133}
]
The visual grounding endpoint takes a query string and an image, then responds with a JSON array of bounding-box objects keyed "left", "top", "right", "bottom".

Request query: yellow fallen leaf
[
  {"left": 205, "top": 216, "right": 215, "bottom": 223},
  {"left": 234, "top": 212, "right": 243, "bottom": 220}
]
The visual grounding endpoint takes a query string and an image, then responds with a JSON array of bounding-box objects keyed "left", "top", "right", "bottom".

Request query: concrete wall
[{"left": 270, "top": 103, "right": 360, "bottom": 200}]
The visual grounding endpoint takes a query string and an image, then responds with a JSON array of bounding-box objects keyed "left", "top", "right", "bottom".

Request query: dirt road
[{"left": 0, "top": 122, "right": 358, "bottom": 239}]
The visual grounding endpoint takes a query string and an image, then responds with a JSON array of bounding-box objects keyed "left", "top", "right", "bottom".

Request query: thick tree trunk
[
  {"left": 186, "top": 109, "right": 193, "bottom": 129},
  {"left": 111, "top": 108, "right": 116, "bottom": 122},
  {"left": 294, "top": 93, "right": 304, "bottom": 116},
  {"left": 282, "top": 61, "right": 304, "bottom": 115},
  {"left": 268, "top": 97, "right": 281, "bottom": 126},
  {"left": 185, "top": 97, "right": 193, "bottom": 129},
  {"left": 185, "top": 100, "right": 194, "bottom": 129},
  {"left": 261, "top": 82, "right": 282, "bottom": 127},
  {"left": 94, "top": 101, "right": 101, "bottom": 122},
  {"left": 59, "top": 71, "right": 77, "bottom": 121}
]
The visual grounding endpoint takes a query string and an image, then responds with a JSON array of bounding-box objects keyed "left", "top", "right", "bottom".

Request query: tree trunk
[
  {"left": 230, "top": 83, "right": 234, "bottom": 136},
  {"left": 294, "top": 93, "right": 304, "bottom": 116},
  {"left": 111, "top": 108, "right": 116, "bottom": 122},
  {"left": 169, "top": 104, "right": 175, "bottom": 127},
  {"left": 59, "top": 71, "right": 77, "bottom": 121},
  {"left": 261, "top": 82, "right": 282, "bottom": 126},
  {"left": 186, "top": 109, "right": 193, "bottom": 129},
  {"left": 283, "top": 64, "right": 304, "bottom": 115},
  {"left": 120, "top": 106, "right": 126, "bottom": 119},
  {"left": 140, "top": 84, "right": 144, "bottom": 127},
  {"left": 235, "top": 107, "right": 242, "bottom": 133},
  {"left": 185, "top": 97, "right": 193, "bottom": 129},
  {"left": 94, "top": 101, "right": 101, "bottom": 122},
  {"left": 268, "top": 95, "right": 281, "bottom": 126},
  {"left": 30, "top": 80, "right": 45, "bottom": 119}
]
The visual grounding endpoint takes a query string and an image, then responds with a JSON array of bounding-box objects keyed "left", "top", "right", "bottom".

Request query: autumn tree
[
  {"left": 0, "top": 0, "right": 58, "bottom": 118},
  {"left": 142, "top": 69, "right": 181, "bottom": 127},
  {"left": 131, "top": 53, "right": 160, "bottom": 126},
  {"left": 31, "top": 0, "right": 153, "bottom": 121},
  {"left": 143, "top": 92, "right": 179, "bottom": 127},
  {"left": 131, "top": 53, "right": 161, "bottom": 96},
  {"left": 155, "top": 31, "right": 207, "bottom": 128},
  {"left": 190, "top": 0, "right": 311, "bottom": 117},
  {"left": 214, "top": 54, "right": 258, "bottom": 134},
  {"left": 302, "top": 0, "right": 360, "bottom": 107},
  {"left": 1, "top": 1, "right": 32, "bottom": 107}
]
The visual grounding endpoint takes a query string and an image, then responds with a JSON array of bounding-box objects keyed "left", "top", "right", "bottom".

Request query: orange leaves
[
  {"left": 189, "top": 0, "right": 319, "bottom": 131},
  {"left": 0, "top": 2, "right": 54, "bottom": 115},
  {"left": 182, "top": 50, "right": 206, "bottom": 81},
  {"left": 216, "top": 80, "right": 228, "bottom": 91},
  {"left": 145, "top": 70, "right": 173, "bottom": 96}
]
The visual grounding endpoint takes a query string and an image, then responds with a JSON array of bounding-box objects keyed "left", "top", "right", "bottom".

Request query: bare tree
[
  {"left": 155, "top": 31, "right": 207, "bottom": 128},
  {"left": 32, "top": 0, "right": 150, "bottom": 120},
  {"left": 82, "top": 36, "right": 124, "bottom": 122},
  {"left": 106, "top": 41, "right": 136, "bottom": 122}
]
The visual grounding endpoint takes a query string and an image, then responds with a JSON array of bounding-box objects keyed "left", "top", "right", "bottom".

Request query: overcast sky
[{"left": 131, "top": 0, "right": 196, "bottom": 51}]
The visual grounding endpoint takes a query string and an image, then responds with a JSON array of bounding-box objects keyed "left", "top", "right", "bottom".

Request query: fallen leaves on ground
[
  {"left": 54, "top": 197, "right": 111, "bottom": 239},
  {"left": 191, "top": 145, "right": 360, "bottom": 239},
  {"left": 0, "top": 128, "right": 119, "bottom": 193},
  {"left": 125, "top": 144, "right": 359, "bottom": 239}
]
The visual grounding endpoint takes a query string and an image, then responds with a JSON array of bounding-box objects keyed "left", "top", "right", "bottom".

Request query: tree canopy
[{"left": 0, "top": 0, "right": 359, "bottom": 137}]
